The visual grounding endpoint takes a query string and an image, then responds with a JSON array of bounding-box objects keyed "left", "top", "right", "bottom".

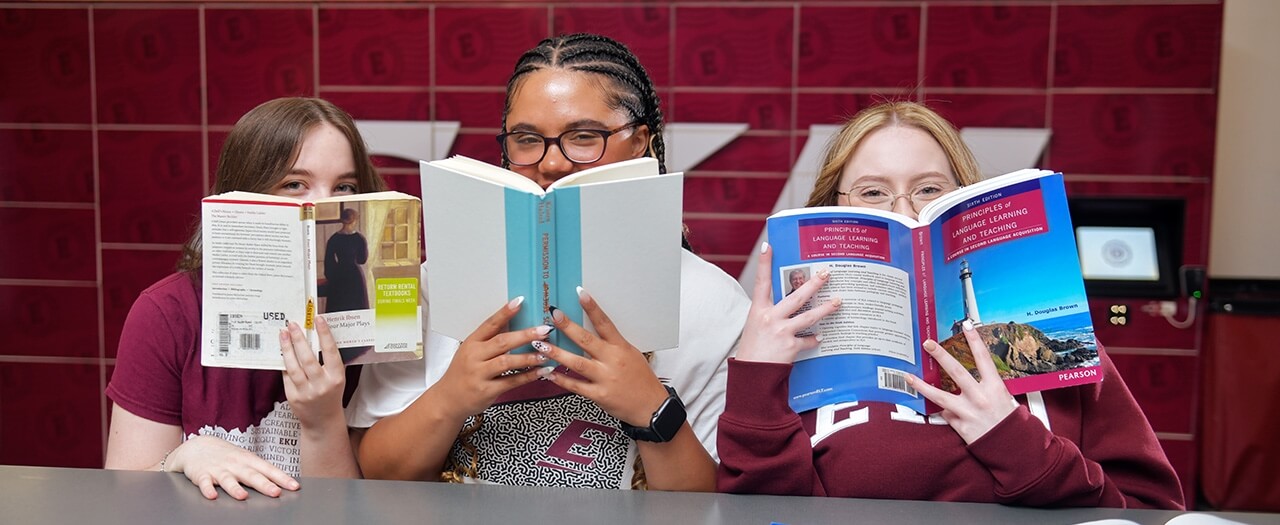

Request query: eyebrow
[
  {"left": 848, "top": 172, "right": 954, "bottom": 186},
  {"left": 508, "top": 118, "right": 612, "bottom": 133},
  {"left": 284, "top": 169, "right": 360, "bottom": 182}
]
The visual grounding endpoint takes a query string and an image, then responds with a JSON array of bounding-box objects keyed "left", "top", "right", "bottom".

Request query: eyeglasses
[
  {"left": 836, "top": 181, "right": 958, "bottom": 213},
  {"left": 497, "top": 123, "right": 641, "bottom": 167}
]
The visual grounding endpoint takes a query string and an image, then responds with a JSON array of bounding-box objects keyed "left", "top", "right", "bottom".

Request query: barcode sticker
[
  {"left": 878, "top": 367, "right": 918, "bottom": 397},
  {"left": 218, "top": 314, "right": 230, "bottom": 354},
  {"left": 214, "top": 312, "right": 277, "bottom": 356}
]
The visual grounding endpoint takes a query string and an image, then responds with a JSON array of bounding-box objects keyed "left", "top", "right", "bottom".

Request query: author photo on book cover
[{"left": 716, "top": 100, "right": 1185, "bottom": 509}]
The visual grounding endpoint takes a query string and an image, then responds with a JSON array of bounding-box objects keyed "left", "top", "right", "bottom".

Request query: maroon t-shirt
[
  {"left": 106, "top": 273, "right": 303, "bottom": 476},
  {"left": 716, "top": 351, "right": 1185, "bottom": 509}
]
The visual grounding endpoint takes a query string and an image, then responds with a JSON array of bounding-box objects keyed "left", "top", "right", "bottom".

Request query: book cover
[
  {"left": 200, "top": 191, "right": 424, "bottom": 370},
  {"left": 767, "top": 170, "right": 1100, "bottom": 414},
  {"left": 420, "top": 156, "right": 682, "bottom": 356}
]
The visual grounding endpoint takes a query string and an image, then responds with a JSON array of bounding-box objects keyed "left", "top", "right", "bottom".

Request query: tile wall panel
[
  {"left": 925, "top": 5, "right": 1051, "bottom": 88},
  {"left": 206, "top": 8, "right": 314, "bottom": 125},
  {"left": 318, "top": 8, "right": 431, "bottom": 87},
  {"left": 1055, "top": 4, "right": 1222, "bottom": 88},
  {"left": 674, "top": 7, "right": 793, "bottom": 88},
  {"left": 798, "top": 6, "right": 919, "bottom": 88},
  {"left": 434, "top": 7, "right": 548, "bottom": 87},
  {"left": 0, "top": 362, "right": 103, "bottom": 468},
  {"left": 94, "top": 9, "right": 202, "bottom": 125},
  {"left": 0, "top": 8, "right": 91, "bottom": 123},
  {"left": 0, "top": 129, "right": 94, "bottom": 203},
  {"left": 98, "top": 130, "right": 204, "bottom": 244},
  {"left": 553, "top": 6, "right": 672, "bottom": 87},
  {"left": 0, "top": 284, "right": 99, "bottom": 358},
  {"left": 0, "top": 3, "right": 1222, "bottom": 495}
]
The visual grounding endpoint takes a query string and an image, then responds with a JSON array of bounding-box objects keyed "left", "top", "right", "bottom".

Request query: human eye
[
  {"left": 335, "top": 182, "right": 359, "bottom": 195},
  {"left": 565, "top": 130, "right": 604, "bottom": 144},
  {"left": 857, "top": 186, "right": 891, "bottom": 201},
  {"left": 512, "top": 133, "right": 544, "bottom": 147},
  {"left": 277, "top": 180, "right": 307, "bottom": 195},
  {"left": 913, "top": 182, "right": 953, "bottom": 200}
]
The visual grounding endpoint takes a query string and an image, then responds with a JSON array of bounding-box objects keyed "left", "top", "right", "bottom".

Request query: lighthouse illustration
[{"left": 951, "top": 259, "right": 983, "bottom": 335}]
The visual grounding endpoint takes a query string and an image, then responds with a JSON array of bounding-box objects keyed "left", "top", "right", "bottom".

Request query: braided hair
[{"left": 501, "top": 33, "right": 668, "bottom": 175}]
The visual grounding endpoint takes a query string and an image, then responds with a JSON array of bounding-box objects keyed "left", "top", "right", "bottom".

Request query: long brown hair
[
  {"left": 807, "top": 101, "right": 982, "bottom": 207},
  {"left": 178, "top": 97, "right": 385, "bottom": 272}
]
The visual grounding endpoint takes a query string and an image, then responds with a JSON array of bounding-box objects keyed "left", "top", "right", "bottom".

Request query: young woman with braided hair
[{"left": 347, "top": 33, "right": 749, "bottom": 490}]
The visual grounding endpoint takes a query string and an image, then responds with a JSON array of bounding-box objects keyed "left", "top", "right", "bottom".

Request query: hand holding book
[
  {"left": 908, "top": 322, "right": 1017, "bottom": 444},
  {"left": 734, "top": 242, "right": 841, "bottom": 365}
]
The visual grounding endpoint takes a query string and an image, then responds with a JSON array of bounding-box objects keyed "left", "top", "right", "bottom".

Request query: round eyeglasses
[
  {"left": 836, "top": 181, "right": 958, "bottom": 213},
  {"left": 497, "top": 123, "right": 640, "bottom": 167}
]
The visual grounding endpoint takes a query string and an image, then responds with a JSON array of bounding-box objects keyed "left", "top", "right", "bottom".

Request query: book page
[
  {"left": 429, "top": 156, "right": 544, "bottom": 195},
  {"left": 201, "top": 198, "right": 308, "bottom": 370},
  {"left": 550, "top": 157, "right": 661, "bottom": 188}
]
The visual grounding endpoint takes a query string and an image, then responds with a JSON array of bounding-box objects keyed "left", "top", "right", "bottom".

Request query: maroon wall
[{"left": 0, "top": 1, "right": 1220, "bottom": 500}]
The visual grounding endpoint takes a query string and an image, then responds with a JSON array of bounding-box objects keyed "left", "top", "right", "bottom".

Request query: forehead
[
  {"left": 840, "top": 124, "right": 954, "bottom": 184},
  {"left": 506, "top": 69, "right": 626, "bottom": 130}
]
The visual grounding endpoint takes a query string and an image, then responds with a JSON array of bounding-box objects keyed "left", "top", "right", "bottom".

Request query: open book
[
  {"left": 420, "top": 156, "right": 683, "bottom": 355},
  {"left": 200, "top": 191, "right": 424, "bottom": 370},
  {"left": 767, "top": 169, "right": 1100, "bottom": 414}
]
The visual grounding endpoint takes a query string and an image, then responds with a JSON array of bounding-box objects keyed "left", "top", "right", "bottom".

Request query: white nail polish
[
  {"left": 576, "top": 286, "right": 585, "bottom": 298},
  {"left": 532, "top": 340, "right": 550, "bottom": 353},
  {"left": 534, "top": 325, "right": 552, "bottom": 336},
  {"left": 760, "top": 241, "right": 769, "bottom": 254},
  {"left": 962, "top": 320, "right": 974, "bottom": 332},
  {"left": 508, "top": 296, "right": 525, "bottom": 310},
  {"left": 537, "top": 366, "right": 555, "bottom": 380}
]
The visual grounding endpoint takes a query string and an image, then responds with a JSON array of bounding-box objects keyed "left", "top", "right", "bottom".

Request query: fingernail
[
  {"left": 576, "top": 286, "right": 590, "bottom": 302},
  {"left": 816, "top": 269, "right": 829, "bottom": 280},
  {"left": 315, "top": 316, "right": 327, "bottom": 327},
  {"left": 815, "top": 332, "right": 824, "bottom": 343},
  {"left": 534, "top": 325, "right": 552, "bottom": 336},
  {"left": 831, "top": 297, "right": 843, "bottom": 308},
  {"left": 508, "top": 296, "right": 525, "bottom": 310},
  {"left": 279, "top": 329, "right": 289, "bottom": 341},
  {"left": 760, "top": 241, "right": 769, "bottom": 254},
  {"left": 536, "top": 353, "right": 547, "bottom": 362},
  {"left": 537, "top": 366, "right": 556, "bottom": 380},
  {"left": 532, "top": 340, "right": 550, "bottom": 354},
  {"left": 549, "top": 306, "right": 565, "bottom": 323},
  {"left": 962, "top": 320, "right": 974, "bottom": 332}
]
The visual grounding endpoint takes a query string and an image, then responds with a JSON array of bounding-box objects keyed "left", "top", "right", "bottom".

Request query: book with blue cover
[
  {"left": 420, "top": 156, "right": 683, "bottom": 356},
  {"left": 767, "top": 169, "right": 1100, "bottom": 414}
]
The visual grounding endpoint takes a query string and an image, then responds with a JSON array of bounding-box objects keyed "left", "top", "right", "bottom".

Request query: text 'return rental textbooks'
[
  {"left": 768, "top": 169, "right": 1101, "bottom": 414},
  {"left": 420, "top": 155, "right": 682, "bottom": 357},
  {"left": 200, "top": 191, "right": 424, "bottom": 370}
]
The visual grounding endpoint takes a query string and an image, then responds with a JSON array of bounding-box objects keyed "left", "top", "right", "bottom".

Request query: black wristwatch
[{"left": 621, "top": 385, "right": 687, "bottom": 443}]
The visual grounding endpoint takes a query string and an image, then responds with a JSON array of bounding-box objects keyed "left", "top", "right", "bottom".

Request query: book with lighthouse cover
[{"left": 767, "top": 169, "right": 1100, "bottom": 414}]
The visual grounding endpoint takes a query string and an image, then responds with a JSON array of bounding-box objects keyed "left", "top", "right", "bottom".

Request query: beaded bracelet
[{"left": 158, "top": 447, "right": 176, "bottom": 473}]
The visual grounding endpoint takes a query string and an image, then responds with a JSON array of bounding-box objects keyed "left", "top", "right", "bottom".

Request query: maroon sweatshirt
[{"left": 716, "top": 351, "right": 1185, "bottom": 509}]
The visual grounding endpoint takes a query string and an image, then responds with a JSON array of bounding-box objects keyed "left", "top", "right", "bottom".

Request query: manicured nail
[
  {"left": 536, "top": 353, "right": 547, "bottom": 362},
  {"left": 831, "top": 297, "right": 843, "bottom": 308},
  {"left": 534, "top": 325, "right": 553, "bottom": 336},
  {"left": 815, "top": 332, "right": 824, "bottom": 343},
  {"left": 816, "top": 269, "right": 830, "bottom": 280},
  {"left": 532, "top": 340, "right": 550, "bottom": 354},
  {"left": 279, "top": 329, "right": 289, "bottom": 342},
  {"left": 760, "top": 241, "right": 769, "bottom": 254},
  {"left": 508, "top": 296, "right": 525, "bottom": 310},
  {"left": 549, "top": 306, "right": 565, "bottom": 323},
  {"left": 315, "top": 315, "right": 327, "bottom": 327},
  {"left": 962, "top": 320, "right": 974, "bottom": 332},
  {"left": 537, "top": 366, "right": 556, "bottom": 380},
  {"left": 576, "top": 286, "right": 592, "bottom": 302}
]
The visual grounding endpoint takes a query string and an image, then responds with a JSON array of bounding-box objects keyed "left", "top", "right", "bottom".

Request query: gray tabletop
[{"left": 2, "top": 465, "right": 1276, "bottom": 524}]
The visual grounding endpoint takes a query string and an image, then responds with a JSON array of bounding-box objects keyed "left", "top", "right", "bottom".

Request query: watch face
[{"left": 651, "top": 395, "right": 687, "bottom": 442}]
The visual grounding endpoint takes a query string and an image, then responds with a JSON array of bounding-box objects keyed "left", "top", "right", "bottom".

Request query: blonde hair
[{"left": 806, "top": 101, "right": 982, "bottom": 208}]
